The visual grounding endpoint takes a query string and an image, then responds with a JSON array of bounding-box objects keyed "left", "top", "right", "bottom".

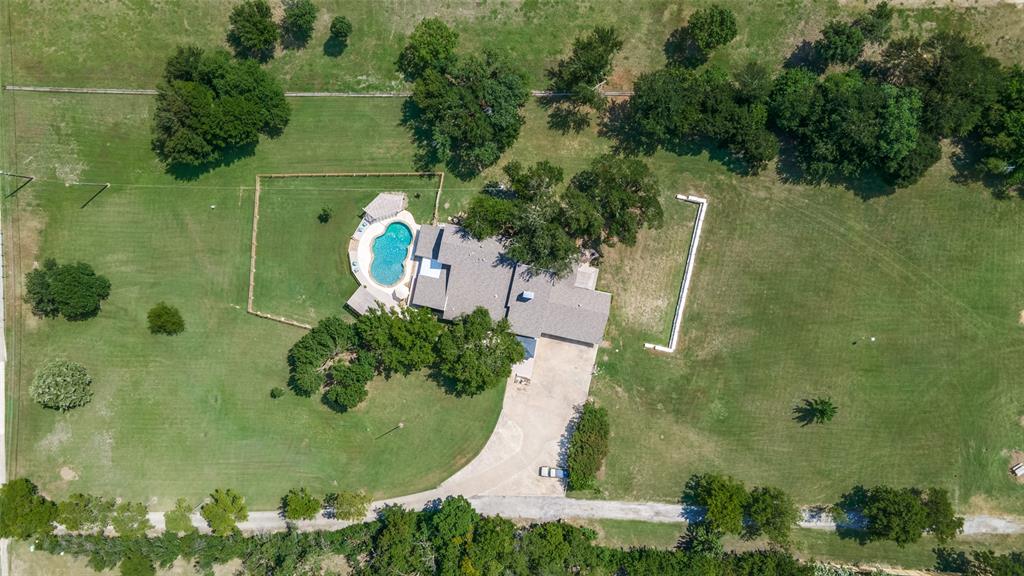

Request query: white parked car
[{"left": 539, "top": 466, "right": 568, "bottom": 479}]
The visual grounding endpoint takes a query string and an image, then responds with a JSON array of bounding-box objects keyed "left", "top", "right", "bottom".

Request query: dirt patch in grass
[
  {"left": 1018, "top": 309, "right": 1024, "bottom": 325},
  {"left": 59, "top": 466, "right": 79, "bottom": 481},
  {"left": 37, "top": 421, "right": 71, "bottom": 452}
]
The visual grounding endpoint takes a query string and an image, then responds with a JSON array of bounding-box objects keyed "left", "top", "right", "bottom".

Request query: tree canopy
[
  {"left": 435, "top": 307, "right": 525, "bottom": 396},
  {"left": 227, "top": 0, "right": 278, "bottom": 61},
  {"left": 30, "top": 358, "right": 93, "bottom": 411},
  {"left": 838, "top": 485, "right": 963, "bottom": 546},
  {"left": 152, "top": 45, "right": 290, "bottom": 168},
  {"left": 684, "top": 473, "right": 750, "bottom": 535},
  {"left": 687, "top": 5, "right": 738, "bottom": 53},
  {"left": 566, "top": 402, "right": 610, "bottom": 491},
  {"left": 281, "top": 0, "right": 318, "bottom": 48},
  {"left": 147, "top": 302, "right": 185, "bottom": 335},
  {"left": 545, "top": 27, "right": 624, "bottom": 132},
  {"left": 397, "top": 18, "right": 459, "bottom": 80},
  {"left": 25, "top": 258, "right": 111, "bottom": 321},
  {"left": 979, "top": 65, "right": 1024, "bottom": 193},
  {"left": 355, "top": 305, "right": 442, "bottom": 377},
  {"left": 568, "top": 154, "right": 664, "bottom": 247},
  {"left": 201, "top": 489, "right": 249, "bottom": 536},
  {"left": 281, "top": 488, "right": 322, "bottom": 521},
  {"left": 815, "top": 20, "right": 865, "bottom": 66},
  {"left": 0, "top": 479, "right": 56, "bottom": 539}
]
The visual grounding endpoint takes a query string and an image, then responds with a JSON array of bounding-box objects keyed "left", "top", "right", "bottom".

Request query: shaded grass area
[
  {"left": 8, "top": 541, "right": 209, "bottom": 576},
  {"left": 0, "top": 93, "right": 502, "bottom": 509},
  {"left": 254, "top": 175, "right": 438, "bottom": 324}
]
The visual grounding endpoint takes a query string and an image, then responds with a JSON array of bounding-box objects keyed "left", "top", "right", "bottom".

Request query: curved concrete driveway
[{"left": 381, "top": 336, "right": 597, "bottom": 510}]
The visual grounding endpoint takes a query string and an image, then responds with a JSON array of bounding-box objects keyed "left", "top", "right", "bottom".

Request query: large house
[{"left": 410, "top": 224, "right": 611, "bottom": 349}]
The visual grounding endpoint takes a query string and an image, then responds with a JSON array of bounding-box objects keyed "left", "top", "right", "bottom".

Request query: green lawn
[
  {"left": 254, "top": 174, "right": 438, "bottom": 324},
  {"left": 0, "top": 92, "right": 502, "bottom": 509}
]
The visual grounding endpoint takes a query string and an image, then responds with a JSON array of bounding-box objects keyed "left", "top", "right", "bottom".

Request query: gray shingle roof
[
  {"left": 410, "top": 265, "right": 448, "bottom": 310},
  {"left": 409, "top": 225, "right": 611, "bottom": 346}
]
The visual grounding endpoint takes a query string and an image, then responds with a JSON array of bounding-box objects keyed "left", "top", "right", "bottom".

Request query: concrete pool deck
[{"left": 347, "top": 210, "right": 418, "bottom": 311}]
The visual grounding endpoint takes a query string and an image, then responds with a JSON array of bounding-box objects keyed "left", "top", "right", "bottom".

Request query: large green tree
[
  {"left": 546, "top": 27, "right": 624, "bottom": 132},
  {"left": 25, "top": 258, "right": 111, "bottom": 321},
  {"left": 201, "top": 489, "right": 249, "bottom": 536},
  {"left": 281, "top": 0, "right": 318, "bottom": 48},
  {"left": 281, "top": 488, "right": 322, "bottom": 521},
  {"left": 153, "top": 45, "right": 290, "bottom": 168},
  {"left": 407, "top": 49, "right": 528, "bottom": 178},
  {"left": 980, "top": 65, "right": 1024, "bottom": 193},
  {"left": 0, "top": 479, "right": 57, "bottom": 539},
  {"left": 744, "top": 486, "right": 799, "bottom": 545},
  {"left": 568, "top": 155, "right": 664, "bottom": 247},
  {"left": 435, "top": 307, "right": 525, "bottom": 396},
  {"left": 57, "top": 493, "right": 114, "bottom": 534},
  {"left": 815, "top": 20, "right": 865, "bottom": 66},
  {"left": 227, "top": 0, "right": 278, "bottom": 61},
  {"left": 397, "top": 18, "right": 459, "bottom": 80},
  {"left": 355, "top": 305, "right": 442, "bottom": 377},
  {"left": 684, "top": 474, "right": 749, "bottom": 535}
]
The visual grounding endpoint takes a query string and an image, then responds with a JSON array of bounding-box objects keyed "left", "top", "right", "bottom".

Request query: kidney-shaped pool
[{"left": 369, "top": 221, "right": 413, "bottom": 286}]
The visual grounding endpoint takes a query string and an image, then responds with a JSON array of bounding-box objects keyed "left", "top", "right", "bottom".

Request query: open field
[
  {"left": 254, "top": 174, "right": 438, "bottom": 324},
  {"left": 0, "top": 93, "right": 503, "bottom": 509}
]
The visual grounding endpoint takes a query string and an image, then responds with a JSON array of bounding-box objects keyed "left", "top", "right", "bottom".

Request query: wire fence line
[{"left": 3, "top": 85, "right": 634, "bottom": 98}]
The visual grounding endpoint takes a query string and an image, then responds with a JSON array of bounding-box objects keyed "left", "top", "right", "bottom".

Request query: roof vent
[{"left": 521, "top": 291, "right": 534, "bottom": 301}]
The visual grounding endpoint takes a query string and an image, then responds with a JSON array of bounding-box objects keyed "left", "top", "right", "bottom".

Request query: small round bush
[
  {"left": 31, "top": 359, "right": 93, "bottom": 411},
  {"left": 148, "top": 302, "right": 185, "bottom": 335},
  {"left": 270, "top": 387, "right": 286, "bottom": 399},
  {"left": 330, "top": 16, "right": 352, "bottom": 41}
]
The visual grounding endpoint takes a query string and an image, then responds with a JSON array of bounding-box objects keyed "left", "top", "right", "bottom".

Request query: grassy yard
[
  {"left": 254, "top": 174, "right": 438, "bottom": 324},
  {"left": 0, "top": 92, "right": 503, "bottom": 509}
]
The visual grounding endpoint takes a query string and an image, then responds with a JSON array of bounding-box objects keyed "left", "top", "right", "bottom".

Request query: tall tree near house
[{"left": 435, "top": 307, "right": 525, "bottom": 396}]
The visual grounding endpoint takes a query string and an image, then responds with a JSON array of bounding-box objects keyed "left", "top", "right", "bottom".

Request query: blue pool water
[{"left": 370, "top": 222, "right": 413, "bottom": 286}]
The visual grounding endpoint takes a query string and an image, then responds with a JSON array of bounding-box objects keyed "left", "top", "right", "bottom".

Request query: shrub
[
  {"left": 147, "top": 302, "right": 185, "bottom": 335},
  {"left": 201, "top": 489, "right": 248, "bottom": 536},
  {"left": 688, "top": 5, "right": 738, "bottom": 53},
  {"left": 0, "top": 479, "right": 57, "bottom": 538},
  {"left": 110, "top": 501, "right": 152, "bottom": 538},
  {"left": 329, "top": 16, "right": 352, "bottom": 41},
  {"left": 228, "top": 0, "right": 278, "bottom": 61},
  {"left": 30, "top": 359, "right": 93, "bottom": 411},
  {"left": 282, "top": 0, "right": 318, "bottom": 48},
  {"left": 317, "top": 206, "right": 333, "bottom": 223},
  {"left": 270, "top": 386, "right": 286, "bottom": 399},
  {"left": 57, "top": 493, "right": 113, "bottom": 533},
  {"left": 25, "top": 258, "right": 111, "bottom": 321},
  {"left": 567, "top": 402, "right": 610, "bottom": 491},
  {"left": 282, "top": 488, "right": 322, "bottom": 521}
]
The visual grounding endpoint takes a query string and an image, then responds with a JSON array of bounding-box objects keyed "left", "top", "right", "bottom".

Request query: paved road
[
  {"left": 2, "top": 85, "right": 634, "bottom": 98},
  {"left": 141, "top": 495, "right": 1024, "bottom": 537}
]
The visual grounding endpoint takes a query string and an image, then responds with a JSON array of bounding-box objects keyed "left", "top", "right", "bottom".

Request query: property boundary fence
[
  {"left": 247, "top": 172, "right": 444, "bottom": 330},
  {"left": 644, "top": 194, "right": 708, "bottom": 353}
]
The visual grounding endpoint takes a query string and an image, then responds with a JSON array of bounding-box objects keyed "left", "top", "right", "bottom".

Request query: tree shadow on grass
[
  {"left": 834, "top": 485, "right": 871, "bottom": 544},
  {"left": 783, "top": 40, "right": 826, "bottom": 75},
  {"left": 323, "top": 36, "right": 348, "bottom": 58},
  {"left": 162, "top": 143, "right": 258, "bottom": 182},
  {"left": 663, "top": 26, "right": 707, "bottom": 69}
]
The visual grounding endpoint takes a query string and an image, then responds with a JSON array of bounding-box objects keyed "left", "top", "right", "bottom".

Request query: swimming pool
[{"left": 369, "top": 222, "right": 413, "bottom": 286}]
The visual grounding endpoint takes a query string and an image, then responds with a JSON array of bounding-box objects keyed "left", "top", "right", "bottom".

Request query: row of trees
[
  {"left": 227, "top": 0, "right": 333, "bottom": 59},
  {"left": 0, "top": 478, "right": 998, "bottom": 576},
  {"left": 287, "top": 305, "right": 524, "bottom": 411},
  {"left": 835, "top": 484, "right": 964, "bottom": 546},
  {"left": 605, "top": 4, "right": 1023, "bottom": 194},
  {"left": 462, "top": 155, "right": 664, "bottom": 275},
  {"left": 400, "top": 18, "right": 530, "bottom": 178}
]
